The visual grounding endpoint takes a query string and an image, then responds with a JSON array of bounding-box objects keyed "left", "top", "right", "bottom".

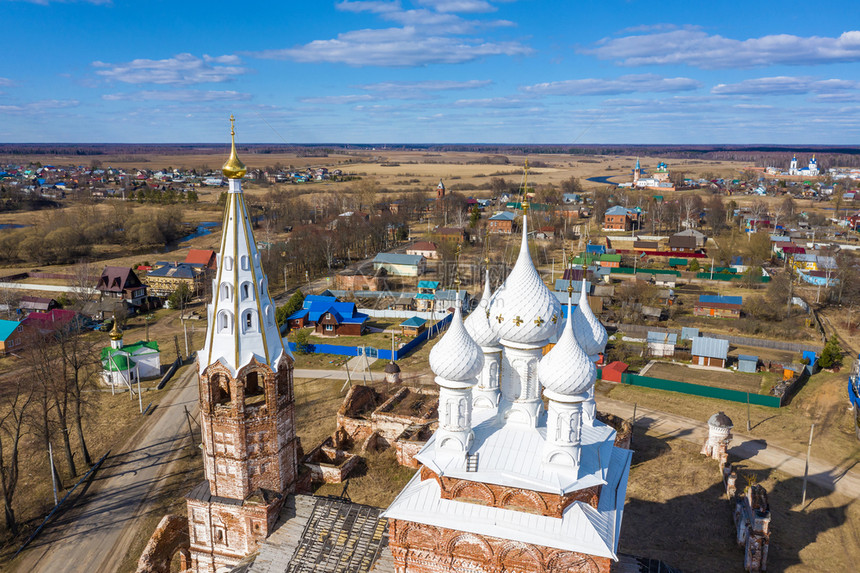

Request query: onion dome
[
  {"left": 465, "top": 269, "right": 500, "bottom": 348},
  {"left": 384, "top": 361, "right": 401, "bottom": 374},
  {"left": 488, "top": 213, "right": 561, "bottom": 345},
  {"left": 573, "top": 278, "right": 607, "bottom": 357},
  {"left": 108, "top": 319, "right": 123, "bottom": 341},
  {"left": 430, "top": 295, "right": 483, "bottom": 383},
  {"left": 539, "top": 293, "right": 595, "bottom": 397},
  {"left": 222, "top": 115, "right": 247, "bottom": 180},
  {"left": 708, "top": 412, "right": 733, "bottom": 428}
]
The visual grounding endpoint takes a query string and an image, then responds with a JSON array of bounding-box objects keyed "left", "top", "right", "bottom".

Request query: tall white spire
[{"left": 200, "top": 117, "right": 291, "bottom": 375}]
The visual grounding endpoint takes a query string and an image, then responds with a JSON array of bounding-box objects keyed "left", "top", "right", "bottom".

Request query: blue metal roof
[
  {"left": 646, "top": 332, "right": 678, "bottom": 345},
  {"left": 489, "top": 211, "right": 516, "bottom": 221},
  {"left": 698, "top": 295, "right": 743, "bottom": 306},
  {"left": 691, "top": 337, "right": 729, "bottom": 359},
  {"left": 417, "top": 280, "right": 440, "bottom": 289},
  {"left": 738, "top": 355, "right": 758, "bottom": 362},
  {"left": 400, "top": 316, "right": 427, "bottom": 328}
]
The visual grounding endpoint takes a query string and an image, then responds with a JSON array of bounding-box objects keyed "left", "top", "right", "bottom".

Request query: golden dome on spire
[
  {"left": 109, "top": 318, "right": 123, "bottom": 341},
  {"left": 222, "top": 114, "right": 247, "bottom": 180}
]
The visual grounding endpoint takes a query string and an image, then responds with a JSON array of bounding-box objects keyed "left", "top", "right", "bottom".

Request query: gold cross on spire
[
  {"left": 230, "top": 114, "right": 236, "bottom": 136},
  {"left": 522, "top": 159, "right": 530, "bottom": 213},
  {"left": 453, "top": 244, "right": 462, "bottom": 288}
]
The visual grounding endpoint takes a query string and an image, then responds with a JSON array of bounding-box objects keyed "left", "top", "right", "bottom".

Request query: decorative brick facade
[
  {"left": 387, "top": 519, "right": 611, "bottom": 573},
  {"left": 418, "top": 466, "right": 601, "bottom": 517}
]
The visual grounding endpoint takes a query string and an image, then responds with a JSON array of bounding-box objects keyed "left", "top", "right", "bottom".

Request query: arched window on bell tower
[{"left": 212, "top": 373, "right": 231, "bottom": 406}]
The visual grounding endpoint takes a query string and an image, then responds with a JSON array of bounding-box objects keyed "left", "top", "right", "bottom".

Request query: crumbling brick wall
[{"left": 137, "top": 514, "right": 190, "bottom": 573}]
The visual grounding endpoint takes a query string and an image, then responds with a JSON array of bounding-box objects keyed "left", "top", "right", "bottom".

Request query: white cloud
[
  {"left": 712, "top": 76, "right": 860, "bottom": 95},
  {"left": 253, "top": 27, "right": 530, "bottom": 66},
  {"left": 523, "top": 74, "right": 701, "bottom": 96},
  {"left": 92, "top": 53, "right": 246, "bottom": 85},
  {"left": 585, "top": 28, "right": 860, "bottom": 68},
  {"left": 453, "top": 96, "right": 533, "bottom": 108},
  {"left": 102, "top": 90, "right": 251, "bottom": 102},
  {"left": 0, "top": 77, "right": 14, "bottom": 87},
  {"left": 414, "top": 0, "right": 497, "bottom": 13},
  {"left": 336, "top": 1, "right": 402, "bottom": 14},
  {"left": 0, "top": 99, "right": 79, "bottom": 114},
  {"left": 299, "top": 94, "right": 376, "bottom": 104}
]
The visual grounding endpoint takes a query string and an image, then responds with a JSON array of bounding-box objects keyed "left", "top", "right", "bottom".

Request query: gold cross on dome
[
  {"left": 485, "top": 309, "right": 491, "bottom": 318},
  {"left": 496, "top": 314, "right": 504, "bottom": 323},
  {"left": 513, "top": 316, "right": 524, "bottom": 326},
  {"left": 550, "top": 313, "right": 558, "bottom": 324},
  {"left": 534, "top": 317, "right": 545, "bottom": 326},
  {"left": 229, "top": 114, "right": 236, "bottom": 136}
]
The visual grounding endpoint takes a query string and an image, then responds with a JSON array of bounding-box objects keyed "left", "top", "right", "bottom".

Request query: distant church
[{"left": 789, "top": 154, "right": 819, "bottom": 177}]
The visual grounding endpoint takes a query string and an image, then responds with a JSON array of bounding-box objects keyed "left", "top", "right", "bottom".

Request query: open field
[
  {"left": 601, "top": 367, "right": 860, "bottom": 471},
  {"left": 644, "top": 361, "right": 776, "bottom": 394},
  {"left": 620, "top": 425, "right": 860, "bottom": 572}
]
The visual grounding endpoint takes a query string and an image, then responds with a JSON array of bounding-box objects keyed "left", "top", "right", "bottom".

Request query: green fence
[
  {"left": 695, "top": 272, "right": 771, "bottom": 283},
  {"left": 620, "top": 372, "right": 782, "bottom": 408},
  {"left": 612, "top": 267, "right": 681, "bottom": 276}
]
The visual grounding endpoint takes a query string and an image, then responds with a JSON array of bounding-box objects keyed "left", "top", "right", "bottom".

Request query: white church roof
[
  {"left": 429, "top": 293, "right": 483, "bottom": 383},
  {"left": 384, "top": 445, "right": 632, "bottom": 559},
  {"left": 414, "top": 409, "right": 616, "bottom": 495},
  {"left": 464, "top": 269, "right": 501, "bottom": 349}
]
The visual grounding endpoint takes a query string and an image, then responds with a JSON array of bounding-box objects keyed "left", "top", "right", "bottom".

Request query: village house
[
  {"left": 672, "top": 228, "right": 707, "bottom": 249},
  {"left": 18, "top": 296, "right": 58, "bottom": 313},
  {"left": 399, "top": 316, "right": 426, "bottom": 336},
  {"left": 334, "top": 267, "right": 387, "bottom": 291},
  {"left": 487, "top": 211, "right": 516, "bottom": 233},
  {"left": 405, "top": 240, "right": 439, "bottom": 260},
  {"left": 96, "top": 266, "right": 148, "bottom": 307},
  {"left": 668, "top": 233, "right": 698, "bottom": 252},
  {"left": 692, "top": 336, "right": 730, "bottom": 368},
  {"left": 433, "top": 226, "right": 469, "bottom": 243},
  {"left": 372, "top": 252, "right": 426, "bottom": 277},
  {"left": 0, "top": 320, "right": 24, "bottom": 355},
  {"left": 647, "top": 331, "right": 678, "bottom": 357},
  {"left": 285, "top": 295, "right": 368, "bottom": 336},
  {"left": 695, "top": 295, "right": 743, "bottom": 319},
  {"left": 146, "top": 262, "right": 207, "bottom": 297},
  {"left": 415, "top": 280, "right": 440, "bottom": 312},
  {"left": 603, "top": 205, "right": 639, "bottom": 231}
]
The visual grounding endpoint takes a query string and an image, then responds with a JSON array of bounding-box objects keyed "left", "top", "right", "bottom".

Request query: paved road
[
  {"left": 12, "top": 364, "right": 200, "bottom": 573},
  {"left": 598, "top": 397, "right": 860, "bottom": 498}
]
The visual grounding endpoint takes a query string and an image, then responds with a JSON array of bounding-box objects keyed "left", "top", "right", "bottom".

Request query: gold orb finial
[
  {"left": 109, "top": 317, "right": 123, "bottom": 341},
  {"left": 222, "top": 114, "right": 247, "bottom": 180}
]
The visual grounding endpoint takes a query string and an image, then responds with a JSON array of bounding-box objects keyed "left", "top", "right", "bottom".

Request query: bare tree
[
  {"left": 70, "top": 259, "right": 97, "bottom": 308},
  {"left": 57, "top": 321, "right": 98, "bottom": 467},
  {"left": 0, "top": 372, "right": 35, "bottom": 535}
]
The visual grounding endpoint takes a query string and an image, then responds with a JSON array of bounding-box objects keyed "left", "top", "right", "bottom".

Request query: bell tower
[{"left": 186, "top": 117, "right": 298, "bottom": 573}]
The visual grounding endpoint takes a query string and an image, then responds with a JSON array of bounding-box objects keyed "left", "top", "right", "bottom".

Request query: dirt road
[{"left": 10, "top": 365, "right": 199, "bottom": 573}]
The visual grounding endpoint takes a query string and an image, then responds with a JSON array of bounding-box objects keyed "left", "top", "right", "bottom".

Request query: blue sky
[{"left": 1, "top": 0, "right": 859, "bottom": 143}]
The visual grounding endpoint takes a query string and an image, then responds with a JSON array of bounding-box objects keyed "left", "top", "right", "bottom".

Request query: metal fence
[
  {"left": 611, "top": 322, "right": 822, "bottom": 354},
  {"left": 621, "top": 372, "right": 783, "bottom": 408}
]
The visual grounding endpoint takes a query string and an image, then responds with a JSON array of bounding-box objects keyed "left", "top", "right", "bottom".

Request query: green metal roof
[{"left": 103, "top": 354, "right": 136, "bottom": 371}]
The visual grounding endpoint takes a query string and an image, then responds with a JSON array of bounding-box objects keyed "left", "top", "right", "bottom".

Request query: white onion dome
[
  {"left": 539, "top": 294, "right": 595, "bottom": 397},
  {"left": 573, "top": 278, "right": 608, "bottom": 357},
  {"left": 464, "top": 269, "right": 500, "bottom": 349},
  {"left": 488, "top": 213, "right": 561, "bottom": 345},
  {"left": 430, "top": 295, "right": 483, "bottom": 383}
]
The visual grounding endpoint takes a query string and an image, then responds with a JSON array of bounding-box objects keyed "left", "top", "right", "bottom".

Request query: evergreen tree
[
  {"left": 276, "top": 289, "right": 305, "bottom": 328},
  {"left": 818, "top": 335, "right": 842, "bottom": 369}
]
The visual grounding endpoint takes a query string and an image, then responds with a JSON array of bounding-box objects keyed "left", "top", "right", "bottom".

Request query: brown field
[{"left": 620, "top": 425, "right": 860, "bottom": 572}]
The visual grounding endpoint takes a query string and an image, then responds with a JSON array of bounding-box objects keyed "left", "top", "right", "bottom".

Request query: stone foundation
[{"left": 302, "top": 437, "right": 361, "bottom": 483}]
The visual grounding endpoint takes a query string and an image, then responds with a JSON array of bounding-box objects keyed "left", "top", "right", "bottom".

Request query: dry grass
[
  {"left": 601, "top": 367, "right": 860, "bottom": 470},
  {"left": 621, "top": 426, "right": 860, "bottom": 572},
  {"left": 644, "top": 362, "right": 777, "bottom": 394}
]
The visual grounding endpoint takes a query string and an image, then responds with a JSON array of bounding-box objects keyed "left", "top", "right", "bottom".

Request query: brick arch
[
  {"left": 449, "top": 480, "right": 495, "bottom": 506},
  {"left": 135, "top": 514, "right": 189, "bottom": 573},
  {"left": 445, "top": 532, "right": 493, "bottom": 562},
  {"left": 496, "top": 540, "right": 545, "bottom": 570},
  {"left": 400, "top": 524, "right": 439, "bottom": 551},
  {"left": 499, "top": 488, "right": 548, "bottom": 515},
  {"left": 546, "top": 551, "right": 602, "bottom": 573}
]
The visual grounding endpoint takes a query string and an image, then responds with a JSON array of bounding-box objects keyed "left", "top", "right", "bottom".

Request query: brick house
[
  {"left": 0, "top": 320, "right": 24, "bottom": 355},
  {"left": 603, "top": 205, "right": 637, "bottom": 231},
  {"left": 407, "top": 241, "right": 440, "bottom": 260},
  {"left": 487, "top": 211, "right": 516, "bottom": 234}
]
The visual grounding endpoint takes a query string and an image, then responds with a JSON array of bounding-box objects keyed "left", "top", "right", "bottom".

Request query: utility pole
[
  {"left": 746, "top": 392, "right": 751, "bottom": 432},
  {"left": 801, "top": 423, "right": 815, "bottom": 505},
  {"left": 49, "top": 443, "right": 58, "bottom": 506}
]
